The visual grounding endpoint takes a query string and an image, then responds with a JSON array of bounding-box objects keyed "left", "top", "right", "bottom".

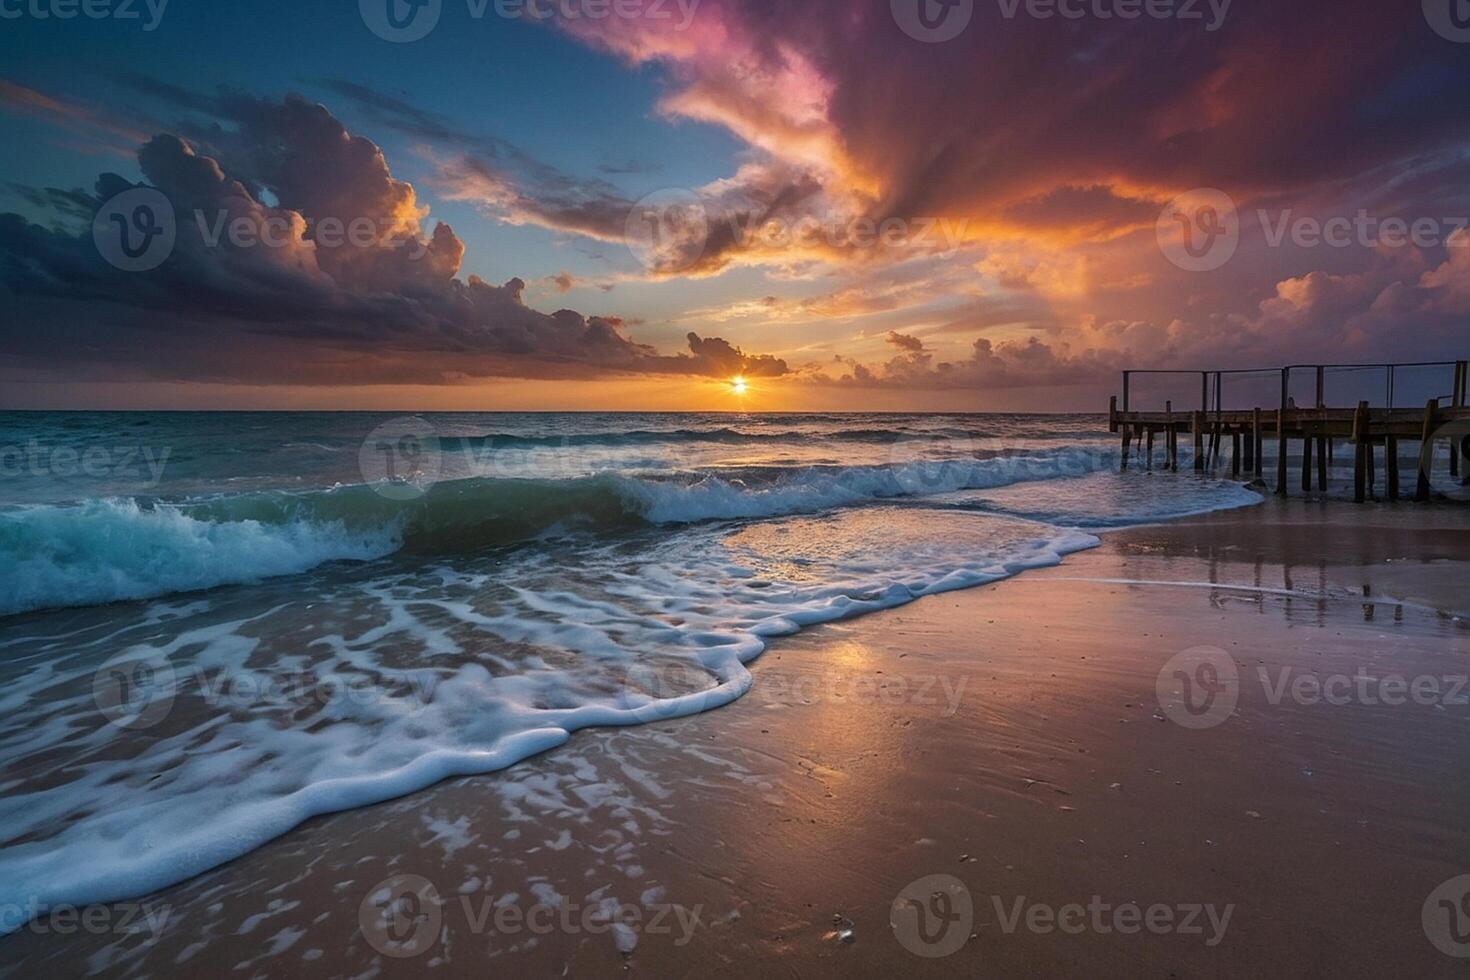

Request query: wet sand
[{"left": 5, "top": 497, "right": 1470, "bottom": 977}]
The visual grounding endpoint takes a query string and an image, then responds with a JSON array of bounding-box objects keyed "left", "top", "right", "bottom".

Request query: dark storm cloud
[{"left": 0, "top": 91, "right": 787, "bottom": 385}]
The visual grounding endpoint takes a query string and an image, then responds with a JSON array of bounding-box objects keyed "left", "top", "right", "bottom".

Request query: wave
[
  {"left": 0, "top": 523, "right": 1103, "bottom": 928},
  {"left": 0, "top": 498, "right": 401, "bottom": 618},
  {"left": 0, "top": 450, "right": 1111, "bottom": 617}
]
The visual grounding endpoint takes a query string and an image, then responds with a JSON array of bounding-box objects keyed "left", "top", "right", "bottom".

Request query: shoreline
[{"left": 3, "top": 495, "right": 1469, "bottom": 976}]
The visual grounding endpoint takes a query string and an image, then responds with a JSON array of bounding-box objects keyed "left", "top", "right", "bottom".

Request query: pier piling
[
  {"left": 1386, "top": 436, "right": 1400, "bottom": 501},
  {"left": 1353, "top": 402, "right": 1369, "bottom": 503},
  {"left": 1302, "top": 431, "right": 1313, "bottom": 493},
  {"left": 1253, "top": 408, "right": 1264, "bottom": 479},
  {"left": 1109, "top": 361, "right": 1467, "bottom": 505}
]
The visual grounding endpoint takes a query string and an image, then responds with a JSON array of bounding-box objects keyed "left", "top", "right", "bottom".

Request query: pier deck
[{"left": 1108, "top": 361, "right": 1469, "bottom": 502}]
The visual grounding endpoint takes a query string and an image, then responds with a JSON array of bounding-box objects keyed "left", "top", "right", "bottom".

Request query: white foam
[
  {"left": 0, "top": 467, "right": 1269, "bottom": 926},
  {"left": 0, "top": 507, "right": 1105, "bottom": 925},
  {"left": 622, "top": 453, "right": 1109, "bottom": 524},
  {"left": 0, "top": 498, "right": 400, "bottom": 616},
  {"left": 0, "top": 449, "right": 1109, "bottom": 618}
]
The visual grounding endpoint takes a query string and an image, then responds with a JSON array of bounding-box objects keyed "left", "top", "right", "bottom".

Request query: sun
[{"left": 730, "top": 376, "right": 748, "bottom": 395}]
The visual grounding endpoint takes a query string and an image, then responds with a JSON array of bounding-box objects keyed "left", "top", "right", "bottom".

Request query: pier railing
[
  {"left": 1120, "top": 361, "right": 1467, "bottom": 415},
  {"left": 1110, "top": 360, "right": 1469, "bottom": 502}
]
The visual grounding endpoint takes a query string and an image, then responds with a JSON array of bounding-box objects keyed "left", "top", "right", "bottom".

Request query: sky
[{"left": 1, "top": 0, "right": 1468, "bottom": 411}]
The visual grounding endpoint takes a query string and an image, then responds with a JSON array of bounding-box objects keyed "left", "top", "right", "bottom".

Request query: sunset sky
[{"left": 2, "top": 0, "right": 1468, "bottom": 411}]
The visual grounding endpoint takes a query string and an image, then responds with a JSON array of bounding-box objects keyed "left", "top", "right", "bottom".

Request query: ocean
[{"left": 0, "top": 412, "right": 1264, "bottom": 921}]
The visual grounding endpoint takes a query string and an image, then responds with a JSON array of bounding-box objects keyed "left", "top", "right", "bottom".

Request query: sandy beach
[
  {"left": 4, "top": 496, "right": 1467, "bottom": 978},
  {"left": 6, "top": 1, "right": 1468, "bottom": 975}
]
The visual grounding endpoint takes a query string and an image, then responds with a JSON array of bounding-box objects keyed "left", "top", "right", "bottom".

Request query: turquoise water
[{"left": 0, "top": 412, "right": 1263, "bottom": 921}]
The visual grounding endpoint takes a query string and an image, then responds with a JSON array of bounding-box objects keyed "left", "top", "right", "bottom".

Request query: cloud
[
  {"left": 827, "top": 336, "right": 1123, "bottom": 390},
  {"left": 684, "top": 332, "right": 787, "bottom": 378},
  {"left": 433, "top": 152, "right": 634, "bottom": 244},
  {"left": 0, "top": 91, "right": 788, "bottom": 386},
  {"left": 9, "top": 0, "right": 1470, "bottom": 400},
  {"left": 0, "top": 77, "right": 150, "bottom": 154},
  {"left": 820, "top": 235, "right": 1470, "bottom": 391},
  {"left": 534, "top": 0, "right": 1470, "bottom": 380}
]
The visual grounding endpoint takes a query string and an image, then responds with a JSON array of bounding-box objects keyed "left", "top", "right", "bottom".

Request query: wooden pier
[{"left": 1108, "top": 361, "right": 1470, "bottom": 502}]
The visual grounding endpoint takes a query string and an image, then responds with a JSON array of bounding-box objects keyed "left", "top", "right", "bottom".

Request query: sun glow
[{"left": 730, "top": 376, "right": 748, "bottom": 395}]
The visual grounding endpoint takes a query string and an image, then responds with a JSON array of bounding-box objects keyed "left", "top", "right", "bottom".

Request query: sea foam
[{"left": 0, "top": 449, "right": 1110, "bottom": 617}]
